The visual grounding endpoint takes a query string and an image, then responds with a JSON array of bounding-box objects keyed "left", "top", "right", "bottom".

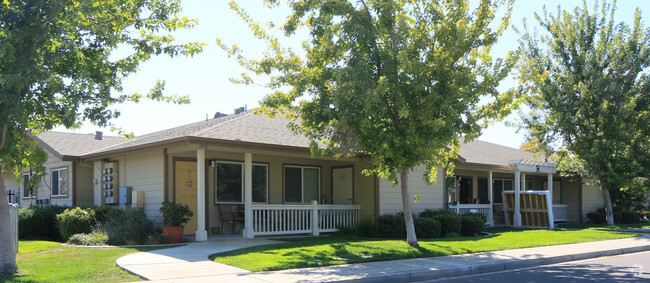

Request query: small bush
[
  {"left": 89, "top": 205, "right": 121, "bottom": 224},
  {"left": 460, "top": 213, "right": 485, "bottom": 236},
  {"left": 435, "top": 214, "right": 462, "bottom": 236},
  {"left": 621, "top": 211, "right": 641, "bottom": 224},
  {"left": 377, "top": 213, "right": 405, "bottom": 238},
  {"left": 356, "top": 218, "right": 376, "bottom": 237},
  {"left": 57, "top": 207, "right": 96, "bottom": 241},
  {"left": 95, "top": 208, "right": 156, "bottom": 245},
  {"left": 414, "top": 217, "right": 441, "bottom": 238},
  {"left": 19, "top": 205, "right": 69, "bottom": 241},
  {"left": 587, "top": 210, "right": 606, "bottom": 224},
  {"left": 444, "top": 232, "right": 460, "bottom": 238},
  {"left": 145, "top": 233, "right": 166, "bottom": 245},
  {"left": 419, "top": 208, "right": 453, "bottom": 218},
  {"left": 334, "top": 225, "right": 356, "bottom": 236},
  {"left": 67, "top": 232, "right": 108, "bottom": 246}
]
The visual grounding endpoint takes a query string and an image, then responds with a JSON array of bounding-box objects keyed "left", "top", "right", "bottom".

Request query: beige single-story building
[{"left": 5, "top": 110, "right": 606, "bottom": 239}]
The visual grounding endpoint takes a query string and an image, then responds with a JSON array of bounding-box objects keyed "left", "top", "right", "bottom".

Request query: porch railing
[
  {"left": 448, "top": 204, "right": 491, "bottom": 217},
  {"left": 251, "top": 202, "right": 360, "bottom": 236},
  {"left": 552, "top": 204, "right": 568, "bottom": 222}
]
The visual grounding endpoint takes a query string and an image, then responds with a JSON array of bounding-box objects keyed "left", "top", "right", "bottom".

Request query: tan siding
[
  {"left": 378, "top": 166, "right": 444, "bottom": 216},
  {"left": 354, "top": 162, "right": 377, "bottom": 222},
  {"left": 561, "top": 179, "right": 581, "bottom": 222},
  {"left": 14, "top": 149, "right": 73, "bottom": 207},
  {"left": 113, "top": 150, "right": 165, "bottom": 223},
  {"left": 582, "top": 182, "right": 605, "bottom": 221},
  {"left": 74, "top": 162, "right": 95, "bottom": 206}
]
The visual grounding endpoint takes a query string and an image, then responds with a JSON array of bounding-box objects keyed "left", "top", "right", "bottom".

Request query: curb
[{"left": 336, "top": 243, "right": 650, "bottom": 283}]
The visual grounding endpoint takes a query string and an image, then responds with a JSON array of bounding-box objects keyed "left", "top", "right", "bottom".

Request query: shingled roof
[
  {"left": 457, "top": 139, "right": 536, "bottom": 167},
  {"left": 33, "top": 131, "right": 126, "bottom": 159}
]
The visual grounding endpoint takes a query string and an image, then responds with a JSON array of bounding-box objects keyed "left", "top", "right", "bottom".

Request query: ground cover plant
[
  {"left": 0, "top": 241, "right": 166, "bottom": 282},
  {"left": 211, "top": 229, "right": 635, "bottom": 271}
]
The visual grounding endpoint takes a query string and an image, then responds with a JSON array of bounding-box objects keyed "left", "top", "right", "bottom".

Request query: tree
[
  {"left": 0, "top": 0, "right": 203, "bottom": 274},
  {"left": 517, "top": 1, "right": 650, "bottom": 225},
  {"left": 219, "top": 0, "right": 516, "bottom": 246},
  {"left": 520, "top": 136, "right": 545, "bottom": 154}
]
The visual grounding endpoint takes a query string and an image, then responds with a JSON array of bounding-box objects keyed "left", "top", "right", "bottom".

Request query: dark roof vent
[
  {"left": 94, "top": 131, "right": 103, "bottom": 140},
  {"left": 214, "top": 112, "right": 228, "bottom": 119},
  {"left": 234, "top": 106, "right": 246, "bottom": 114}
]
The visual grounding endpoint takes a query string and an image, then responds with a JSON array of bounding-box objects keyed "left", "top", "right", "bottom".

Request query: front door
[
  {"left": 175, "top": 161, "right": 198, "bottom": 234},
  {"left": 332, "top": 167, "right": 353, "bottom": 204}
]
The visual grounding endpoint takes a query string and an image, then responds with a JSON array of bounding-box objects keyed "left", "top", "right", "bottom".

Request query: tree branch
[{"left": 0, "top": 125, "right": 6, "bottom": 150}]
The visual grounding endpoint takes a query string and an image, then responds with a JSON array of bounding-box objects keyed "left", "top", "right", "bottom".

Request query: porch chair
[{"left": 218, "top": 204, "right": 244, "bottom": 235}]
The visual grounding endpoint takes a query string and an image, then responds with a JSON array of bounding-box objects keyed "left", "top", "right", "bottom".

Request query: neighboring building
[{"left": 6, "top": 110, "right": 605, "bottom": 239}]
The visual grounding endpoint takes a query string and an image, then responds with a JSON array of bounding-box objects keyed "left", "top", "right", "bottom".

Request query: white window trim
[
  {"left": 284, "top": 165, "right": 321, "bottom": 204},
  {"left": 214, "top": 161, "right": 268, "bottom": 204},
  {"left": 51, "top": 167, "right": 69, "bottom": 197},
  {"left": 22, "top": 173, "right": 31, "bottom": 199}
]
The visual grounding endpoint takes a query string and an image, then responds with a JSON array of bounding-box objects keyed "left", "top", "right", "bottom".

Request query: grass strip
[{"left": 211, "top": 228, "right": 635, "bottom": 271}]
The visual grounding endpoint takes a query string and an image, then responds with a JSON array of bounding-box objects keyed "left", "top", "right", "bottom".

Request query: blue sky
[{"left": 55, "top": 0, "right": 648, "bottom": 149}]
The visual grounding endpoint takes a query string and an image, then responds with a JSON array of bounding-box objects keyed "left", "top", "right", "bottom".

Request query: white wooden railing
[
  {"left": 251, "top": 202, "right": 360, "bottom": 236},
  {"left": 448, "top": 204, "right": 491, "bottom": 216},
  {"left": 553, "top": 204, "right": 568, "bottom": 222}
]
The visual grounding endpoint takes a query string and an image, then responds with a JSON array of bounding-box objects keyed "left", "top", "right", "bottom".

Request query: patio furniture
[{"left": 218, "top": 204, "right": 244, "bottom": 234}]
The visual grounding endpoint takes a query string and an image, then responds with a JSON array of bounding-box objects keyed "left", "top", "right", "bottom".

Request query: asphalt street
[{"left": 430, "top": 251, "right": 650, "bottom": 282}]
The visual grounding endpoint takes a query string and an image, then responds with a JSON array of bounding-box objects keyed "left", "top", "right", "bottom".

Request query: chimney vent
[
  {"left": 234, "top": 106, "right": 246, "bottom": 114},
  {"left": 95, "top": 131, "right": 103, "bottom": 140}
]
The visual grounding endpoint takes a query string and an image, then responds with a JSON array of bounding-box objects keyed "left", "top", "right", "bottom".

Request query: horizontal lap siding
[
  {"left": 118, "top": 150, "right": 165, "bottom": 224},
  {"left": 378, "top": 166, "right": 444, "bottom": 216},
  {"left": 582, "top": 182, "right": 605, "bottom": 221}
]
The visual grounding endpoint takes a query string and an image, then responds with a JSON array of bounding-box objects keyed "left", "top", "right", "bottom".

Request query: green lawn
[
  {"left": 558, "top": 222, "right": 650, "bottom": 232},
  {"left": 0, "top": 241, "right": 165, "bottom": 282},
  {"left": 211, "top": 228, "right": 636, "bottom": 271}
]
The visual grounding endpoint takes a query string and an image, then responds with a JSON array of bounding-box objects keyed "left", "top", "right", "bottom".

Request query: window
[
  {"left": 22, "top": 173, "right": 31, "bottom": 198},
  {"left": 493, "top": 178, "right": 513, "bottom": 204},
  {"left": 525, "top": 180, "right": 535, "bottom": 190},
  {"left": 446, "top": 176, "right": 457, "bottom": 205},
  {"left": 51, "top": 168, "right": 69, "bottom": 196},
  {"left": 284, "top": 166, "right": 320, "bottom": 203},
  {"left": 215, "top": 162, "right": 268, "bottom": 203}
]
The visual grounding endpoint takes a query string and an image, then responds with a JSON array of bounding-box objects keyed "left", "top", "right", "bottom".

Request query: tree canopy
[
  {"left": 220, "top": 0, "right": 516, "bottom": 246},
  {"left": 0, "top": 0, "right": 203, "bottom": 274},
  {"left": 517, "top": 1, "right": 650, "bottom": 224}
]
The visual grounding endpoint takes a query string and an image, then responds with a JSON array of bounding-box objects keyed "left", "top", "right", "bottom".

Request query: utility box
[
  {"left": 119, "top": 186, "right": 132, "bottom": 204},
  {"left": 132, "top": 191, "right": 144, "bottom": 208}
]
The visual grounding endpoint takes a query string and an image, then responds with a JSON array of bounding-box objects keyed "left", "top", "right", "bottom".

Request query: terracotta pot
[{"left": 162, "top": 226, "right": 184, "bottom": 244}]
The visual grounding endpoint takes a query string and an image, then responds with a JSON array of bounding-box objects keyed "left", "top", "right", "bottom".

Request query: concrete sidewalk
[{"left": 118, "top": 236, "right": 650, "bottom": 283}]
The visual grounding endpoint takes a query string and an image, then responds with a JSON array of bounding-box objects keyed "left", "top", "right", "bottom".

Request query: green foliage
[
  {"left": 443, "top": 232, "right": 461, "bottom": 238},
  {"left": 56, "top": 207, "right": 96, "bottom": 241},
  {"left": 587, "top": 209, "right": 607, "bottom": 224},
  {"left": 435, "top": 214, "right": 462, "bottom": 236},
  {"left": 460, "top": 213, "right": 486, "bottom": 236},
  {"left": 18, "top": 205, "right": 69, "bottom": 241},
  {"left": 614, "top": 178, "right": 650, "bottom": 213},
  {"left": 159, "top": 201, "right": 193, "bottom": 226},
  {"left": 355, "top": 218, "right": 376, "bottom": 238},
  {"left": 88, "top": 205, "right": 121, "bottom": 225},
  {"left": 145, "top": 233, "right": 167, "bottom": 245},
  {"left": 414, "top": 217, "right": 441, "bottom": 238},
  {"left": 334, "top": 225, "right": 356, "bottom": 236},
  {"left": 95, "top": 209, "right": 157, "bottom": 245},
  {"left": 419, "top": 208, "right": 454, "bottom": 218},
  {"left": 377, "top": 213, "right": 405, "bottom": 238},
  {"left": 621, "top": 211, "right": 641, "bottom": 224},
  {"left": 66, "top": 232, "right": 108, "bottom": 246},
  {"left": 517, "top": 1, "right": 650, "bottom": 224}
]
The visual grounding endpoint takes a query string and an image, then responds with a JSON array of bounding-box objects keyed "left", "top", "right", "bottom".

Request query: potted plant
[{"left": 159, "top": 200, "right": 193, "bottom": 244}]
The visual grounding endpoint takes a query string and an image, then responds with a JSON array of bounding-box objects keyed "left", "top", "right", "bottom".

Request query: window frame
[
  {"left": 283, "top": 165, "right": 321, "bottom": 204},
  {"left": 492, "top": 178, "right": 514, "bottom": 205},
  {"left": 22, "top": 173, "right": 31, "bottom": 199},
  {"left": 214, "top": 161, "right": 269, "bottom": 204},
  {"left": 50, "top": 167, "right": 69, "bottom": 197}
]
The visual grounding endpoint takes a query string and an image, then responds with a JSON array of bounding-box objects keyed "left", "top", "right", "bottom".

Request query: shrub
[
  {"left": 587, "top": 210, "right": 607, "bottom": 224},
  {"left": 414, "top": 217, "right": 441, "bottom": 238},
  {"left": 95, "top": 208, "right": 156, "bottom": 245},
  {"left": 419, "top": 208, "right": 453, "bottom": 218},
  {"left": 377, "top": 213, "right": 405, "bottom": 238},
  {"left": 621, "top": 211, "right": 641, "bottom": 224},
  {"left": 159, "top": 201, "right": 193, "bottom": 226},
  {"left": 356, "top": 218, "right": 376, "bottom": 237},
  {"left": 89, "top": 205, "right": 121, "bottom": 224},
  {"left": 460, "top": 213, "right": 486, "bottom": 236},
  {"left": 67, "top": 232, "right": 108, "bottom": 246},
  {"left": 145, "top": 233, "right": 166, "bottom": 245},
  {"left": 435, "top": 214, "right": 462, "bottom": 236},
  {"left": 57, "top": 207, "right": 96, "bottom": 241},
  {"left": 19, "top": 205, "right": 69, "bottom": 241},
  {"left": 334, "top": 225, "right": 356, "bottom": 236},
  {"left": 444, "top": 232, "right": 460, "bottom": 238}
]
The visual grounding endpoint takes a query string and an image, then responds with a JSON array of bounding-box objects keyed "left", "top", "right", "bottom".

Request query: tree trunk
[
  {"left": 400, "top": 165, "right": 418, "bottom": 247},
  {"left": 0, "top": 170, "right": 18, "bottom": 274},
  {"left": 602, "top": 186, "right": 615, "bottom": 226}
]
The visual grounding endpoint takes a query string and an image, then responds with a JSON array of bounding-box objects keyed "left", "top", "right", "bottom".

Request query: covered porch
[
  {"left": 446, "top": 160, "right": 573, "bottom": 227},
  {"left": 166, "top": 142, "right": 374, "bottom": 241}
]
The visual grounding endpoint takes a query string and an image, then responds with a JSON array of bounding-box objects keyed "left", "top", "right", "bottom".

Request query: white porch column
[
  {"left": 521, "top": 173, "right": 526, "bottom": 191},
  {"left": 514, "top": 169, "right": 521, "bottom": 227},
  {"left": 195, "top": 148, "right": 208, "bottom": 241},
  {"left": 242, "top": 152, "right": 254, "bottom": 238},
  {"left": 488, "top": 171, "right": 494, "bottom": 227},
  {"left": 548, "top": 173, "right": 554, "bottom": 228}
]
